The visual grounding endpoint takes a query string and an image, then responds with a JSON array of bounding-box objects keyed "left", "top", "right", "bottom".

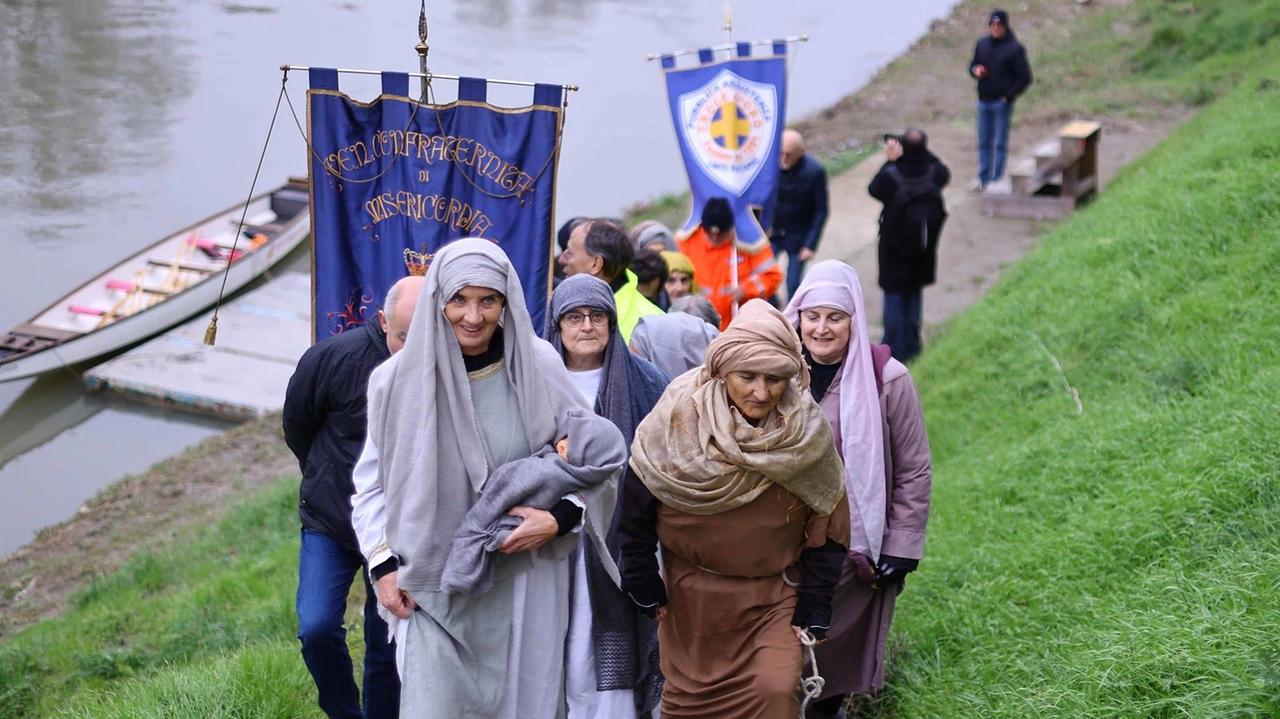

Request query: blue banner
[
  {"left": 661, "top": 45, "right": 788, "bottom": 250},
  {"left": 307, "top": 69, "right": 563, "bottom": 338}
]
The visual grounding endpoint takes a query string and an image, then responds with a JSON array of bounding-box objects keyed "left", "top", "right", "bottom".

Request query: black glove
[
  {"left": 871, "top": 554, "right": 918, "bottom": 590},
  {"left": 791, "top": 597, "right": 832, "bottom": 641},
  {"left": 622, "top": 571, "right": 668, "bottom": 619},
  {"left": 792, "top": 537, "right": 846, "bottom": 641}
]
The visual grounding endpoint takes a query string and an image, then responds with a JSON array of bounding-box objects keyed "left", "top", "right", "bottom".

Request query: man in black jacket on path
[
  {"left": 284, "top": 275, "right": 423, "bottom": 719},
  {"left": 770, "top": 129, "right": 830, "bottom": 301},
  {"left": 869, "top": 129, "right": 950, "bottom": 363},
  {"left": 968, "top": 9, "right": 1033, "bottom": 190}
]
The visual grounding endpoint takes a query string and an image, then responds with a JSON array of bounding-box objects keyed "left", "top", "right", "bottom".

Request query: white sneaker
[{"left": 968, "top": 179, "right": 986, "bottom": 194}]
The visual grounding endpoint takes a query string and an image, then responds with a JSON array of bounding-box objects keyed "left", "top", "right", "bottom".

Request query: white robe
[{"left": 564, "top": 369, "right": 641, "bottom": 719}]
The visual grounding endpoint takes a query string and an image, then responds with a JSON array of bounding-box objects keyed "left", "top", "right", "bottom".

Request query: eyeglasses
[{"left": 561, "top": 311, "right": 609, "bottom": 328}]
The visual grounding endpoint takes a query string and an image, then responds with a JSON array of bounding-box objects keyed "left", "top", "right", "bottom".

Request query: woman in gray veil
[{"left": 351, "top": 239, "right": 626, "bottom": 718}]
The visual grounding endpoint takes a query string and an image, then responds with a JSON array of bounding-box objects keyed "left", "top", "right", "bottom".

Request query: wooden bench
[{"left": 984, "top": 120, "right": 1102, "bottom": 220}]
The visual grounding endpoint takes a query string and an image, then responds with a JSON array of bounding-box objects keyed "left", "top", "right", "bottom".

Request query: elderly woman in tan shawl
[{"left": 617, "top": 299, "right": 851, "bottom": 718}]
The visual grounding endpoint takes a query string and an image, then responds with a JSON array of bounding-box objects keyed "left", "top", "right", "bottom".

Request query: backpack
[{"left": 884, "top": 164, "right": 947, "bottom": 259}]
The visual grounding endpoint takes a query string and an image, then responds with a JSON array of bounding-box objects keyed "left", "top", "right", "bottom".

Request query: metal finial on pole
[
  {"left": 416, "top": 0, "right": 430, "bottom": 96},
  {"left": 722, "top": 2, "right": 733, "bottom": 43}
]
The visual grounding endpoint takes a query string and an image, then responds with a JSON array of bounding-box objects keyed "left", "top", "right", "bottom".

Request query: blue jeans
[
  {"left": 770, "top": 242, "right": 808, "bottom": 301},
  {"left": 977, "top": 99, "right": 1012, "bottom": 184},
  {"left": 883, "top": 289, "right": 924, "bottom": 363},
  {"left": 297, "top": 529, "right": 400, "bottom": 719}
]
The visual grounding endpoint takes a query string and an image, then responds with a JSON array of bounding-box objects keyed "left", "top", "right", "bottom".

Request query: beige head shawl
[{"left": 629, "top": 299, "right": 845, "bottom": 516}]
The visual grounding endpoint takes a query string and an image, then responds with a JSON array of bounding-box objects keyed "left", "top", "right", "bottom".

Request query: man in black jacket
[
  {"left": 284, "top": 275, "right": 423, "bottom": 719},
  {"left": 868, "top": 129, "right": 950, "bottom": 362},
  {"left": 968, "top": 9, "right": 1033, "bottom": 190},
  {"left": 770, "top": 129, "right": 830, "bottom": 300}
]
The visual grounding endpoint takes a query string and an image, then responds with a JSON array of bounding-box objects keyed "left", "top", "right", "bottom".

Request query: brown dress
[{"left": 654, "top": 488, "right": 851, "bottom": 718}]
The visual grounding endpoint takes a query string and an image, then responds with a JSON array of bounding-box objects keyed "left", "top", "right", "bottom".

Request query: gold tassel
[{"left": 203, "top": 314, "right": 219, "bottom": 346}]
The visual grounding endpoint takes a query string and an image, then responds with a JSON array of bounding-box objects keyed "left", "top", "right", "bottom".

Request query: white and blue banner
[{"left": 661, "top": 42, "right": 788, "bottom": 249}]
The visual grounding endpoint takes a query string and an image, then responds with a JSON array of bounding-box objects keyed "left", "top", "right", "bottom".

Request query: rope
[
  {"left": 203, "top": 70, "right": 288, "bottom": 346},
  {"left": 798, "top": 628, "right": 825, "bottom": 718}
]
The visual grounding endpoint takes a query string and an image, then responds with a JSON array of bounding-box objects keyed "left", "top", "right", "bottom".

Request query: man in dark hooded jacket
[
  {"left": 869, "top": 129, "right": 950, "bottom": 362},
  {"left": 283, "top": 275, "right": 422, "bottom": 719},
  {"left": 968, "top": 9, "right": 1032, "bottom": 190}
]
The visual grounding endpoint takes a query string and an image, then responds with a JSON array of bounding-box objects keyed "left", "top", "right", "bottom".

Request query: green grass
[
  {"left": 0, "top": 478, "right": 329, "bottom": 718},
  {"left": 873, "top": 42, "right": 1280, "bottom": 718},
  {"left": 3, "top": 4, "right": 1280, "bottom": 717},
  {"left": 1025, "top": 0, "right": 1280, "bottom": 117}
]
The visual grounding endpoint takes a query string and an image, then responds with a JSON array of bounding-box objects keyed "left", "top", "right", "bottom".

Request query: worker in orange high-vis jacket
[{"left": 678, "top": 197, "right": 784, "bottom": 331}]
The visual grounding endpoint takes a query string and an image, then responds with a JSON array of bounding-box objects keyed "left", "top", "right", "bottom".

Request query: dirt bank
[
  {"left": 0, "top": 0, "right": 1196, "bottom": 636},
  {"left": 789, "top": 0, "right": 1192, "bottom": 332}
]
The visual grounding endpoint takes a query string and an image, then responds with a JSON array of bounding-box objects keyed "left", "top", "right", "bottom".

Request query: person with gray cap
[
  {"left": 630, "top": 220, "right": 678, "bottom": 254},
  {"left": 968, "top": 8, "right": 1033, "bottom": 191},
  {"left": 628, "top": 295, "right": 722, "bottom": 380}
]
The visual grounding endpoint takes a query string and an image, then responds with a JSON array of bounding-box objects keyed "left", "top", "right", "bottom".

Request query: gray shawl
[
  {"left": 544, "top": 274, "right": 670, "bottom": 445},
  {"left": 543, "top": 273, "right": 670, "bottom": 708},
  {"left": 670, "top": 294, "right": 722, "bottom": 328},
  {"left": 630, "top": 312, "right": 721, "bottom": 381},
  {"left": 440, "top": 407, "right": 626, "bottom": 595},
  {"left": 365, "top": 238, "right": 618, "bottom": 594}
]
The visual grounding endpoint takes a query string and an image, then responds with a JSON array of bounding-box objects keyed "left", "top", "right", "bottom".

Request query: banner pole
[
  {"left": 730, "top": 243, "right": 740, "bottom": 319},
  {"left": 416, "top": 0, "right": 430, "bottom": 97},
  {"left": 282, "top": 65, "right": 580, "bottom": 93},
  {"left": 645, "top": 35, "right": 808, "bottom": 62}
]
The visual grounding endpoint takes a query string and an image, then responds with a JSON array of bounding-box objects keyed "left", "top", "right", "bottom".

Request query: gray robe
[
  {"left": 814, "top": 357, "right": 933, "bottom": 697},
  {"left": 399, "top": 364, "right": 575, "bottom": 719}
]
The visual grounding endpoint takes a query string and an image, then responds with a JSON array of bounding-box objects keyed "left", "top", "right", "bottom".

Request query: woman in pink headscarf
[{"left": 783, "top": 260, "right": 933, "bottom": 717}]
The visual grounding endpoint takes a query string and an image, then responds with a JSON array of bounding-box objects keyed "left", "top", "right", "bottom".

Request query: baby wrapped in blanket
[{"left": 440, "top": 406, "right": 627, "bottom": 596}]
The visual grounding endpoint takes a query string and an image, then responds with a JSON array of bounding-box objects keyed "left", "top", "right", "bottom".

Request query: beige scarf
[{"left": 629, "top": 300, "right": 845, "bottom": 517}]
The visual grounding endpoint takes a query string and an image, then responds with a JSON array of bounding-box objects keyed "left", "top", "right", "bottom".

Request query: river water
[{"left": 0, "top": 0, "right": 956, "bottom": 556}]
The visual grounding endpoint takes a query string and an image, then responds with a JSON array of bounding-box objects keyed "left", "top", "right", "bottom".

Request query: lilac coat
[{"left": 813, "top": 349, "right": 932, "bottom": 697}]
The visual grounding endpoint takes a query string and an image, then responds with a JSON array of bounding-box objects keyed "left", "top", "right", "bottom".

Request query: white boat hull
[{"left": 0, "top": 206, "right": 309, "bottom": 384}]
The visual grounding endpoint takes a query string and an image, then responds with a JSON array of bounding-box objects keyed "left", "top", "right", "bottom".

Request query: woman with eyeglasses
[{"left": 544, "top": 274, "right": 671, "bottom": 718}]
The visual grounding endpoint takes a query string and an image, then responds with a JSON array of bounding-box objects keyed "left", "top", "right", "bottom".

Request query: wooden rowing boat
[{"left": 0, "top": 179, "right": 311, "bottom": 383}]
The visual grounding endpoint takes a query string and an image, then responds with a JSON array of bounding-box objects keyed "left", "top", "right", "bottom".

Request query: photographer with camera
[{"left": 867, "top": 129, "right": 950, "bottom": 363}]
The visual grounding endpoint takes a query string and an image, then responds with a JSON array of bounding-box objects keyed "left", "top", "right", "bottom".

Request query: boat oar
[{"left": 94, "top": 270, "right": 148, "bottom": 329}]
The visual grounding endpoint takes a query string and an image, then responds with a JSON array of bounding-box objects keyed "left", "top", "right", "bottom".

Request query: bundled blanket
[{"left": 441, "top": 407, "right": 627, "bottom": 596}]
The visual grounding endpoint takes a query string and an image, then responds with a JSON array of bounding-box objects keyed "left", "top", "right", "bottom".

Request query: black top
[
  {"left": 805, "top": 347, "right": 841, "bottom": 403},
  {"left": 868, "top": 148, "right": 952, "bottom": 292},
  {"left": 770, "top": 154, "right": 830, "bottom": 253},
  {"left": 462, "top": 326, "right": 506, "bottom": 373},
  {"left": 969, "top": 31, "right": 1033, "bottom": 102},
  {"left": 283, "top": 319, "right": 390, "bottom": 553},
  {"left": 461, "top": 325, "right": 582, "bottom": 536}
]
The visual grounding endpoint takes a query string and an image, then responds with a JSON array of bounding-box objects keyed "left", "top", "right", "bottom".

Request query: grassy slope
[
  {"left": 2, "top": 3, "right": 1280, "bottom": 718},
  {"left": 883, "top": 36, "right": 1280, "bottom": 719},
  {"left": 0, "top": 480, "right": 318, "bottom": 718}
]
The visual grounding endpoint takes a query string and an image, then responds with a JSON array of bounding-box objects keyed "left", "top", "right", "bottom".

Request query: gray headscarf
[
  {"left": 630, "top": 220, "right": 677, "bottom": 253},
  {"left": 544, "top": 274, "right": 669, "bottom": 446},
  {"left": 543, "top": 273, "right": 671, "bottom": 704},
  {"left": 629, "top": 313, "right": 720, "bottom": 381},
  {"left": 366, "top": 238, "right": 619, "bottom": 594},
  {"left": 670, "top": 294, "right": 722, "bottom": 328}
]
